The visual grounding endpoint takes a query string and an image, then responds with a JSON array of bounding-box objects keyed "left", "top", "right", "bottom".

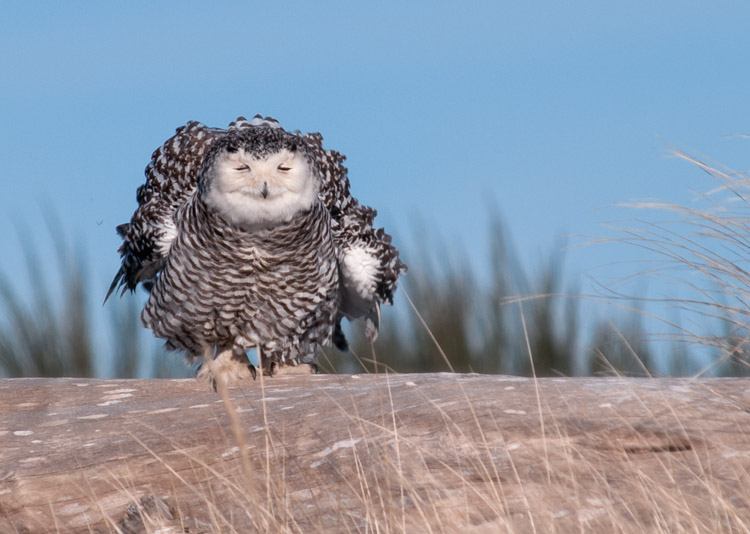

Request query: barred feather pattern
[
  {"left": 141, "top": 195, "right": 338, "bottom": 365},
  {"left": 109, "top": 114, "right": 407, "bottom": 352},
  {"left": 301, "top": 131, "right": 406, "bottom": 307},
  {"left": 108, "top": 121, "right": 224, "bottom": 297}
]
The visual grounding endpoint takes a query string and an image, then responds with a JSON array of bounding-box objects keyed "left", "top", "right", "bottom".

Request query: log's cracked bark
[{"left": 1, "top": 374, "right": 749, "bottom": 533}]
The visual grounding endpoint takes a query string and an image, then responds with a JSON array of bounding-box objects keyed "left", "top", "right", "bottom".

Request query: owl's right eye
[{"left": 234, "top": 164, "right": 250, "bottom": 172}]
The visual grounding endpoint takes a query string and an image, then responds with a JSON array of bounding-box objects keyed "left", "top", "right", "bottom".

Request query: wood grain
[{"left": 1, "top": 374, "right": 749, "bottom": 532}]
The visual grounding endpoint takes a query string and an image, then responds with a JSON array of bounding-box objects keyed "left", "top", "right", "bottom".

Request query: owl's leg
[
  {"left": 261, "top": 346, "right": 318, "bottom": 376},
  {"left": 197, "top": 345, "right": 257, "bottom": 390}
]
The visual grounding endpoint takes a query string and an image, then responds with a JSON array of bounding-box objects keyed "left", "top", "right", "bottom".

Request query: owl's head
[{"left": 199, "top": 127, "right": 320, "bottom": 230}]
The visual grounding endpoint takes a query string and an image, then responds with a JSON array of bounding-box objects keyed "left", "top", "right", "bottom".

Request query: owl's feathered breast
[{"left": 142, "top": 194, "right": 339, "bottom": 355}]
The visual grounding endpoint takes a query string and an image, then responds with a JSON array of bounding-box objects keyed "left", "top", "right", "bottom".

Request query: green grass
[{"left": 0, "top": 217, "right": 188, "bottom": 379}]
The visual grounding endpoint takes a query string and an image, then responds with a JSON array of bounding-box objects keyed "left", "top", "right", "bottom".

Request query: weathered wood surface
[{"left": 1, "top": 374, "right": 750, "bottom": 533}]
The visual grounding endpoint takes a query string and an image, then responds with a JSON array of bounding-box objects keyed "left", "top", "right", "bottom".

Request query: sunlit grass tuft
[{"left": 595, "top": 148, "right": 750, "bottom": 377}]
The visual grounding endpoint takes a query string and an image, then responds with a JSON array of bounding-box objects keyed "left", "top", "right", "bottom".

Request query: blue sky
[{"left": 1, "top": 2, "right": 750, "bottom": 371}]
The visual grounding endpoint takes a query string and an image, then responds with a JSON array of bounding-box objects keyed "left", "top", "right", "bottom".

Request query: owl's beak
[{"left": 261, "top": 182, "right": 269, "bottom": 199}]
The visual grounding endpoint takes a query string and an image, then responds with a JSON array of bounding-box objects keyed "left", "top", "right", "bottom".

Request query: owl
[{"left": 107, "top": 115, "right": 406, "bottom": 383}]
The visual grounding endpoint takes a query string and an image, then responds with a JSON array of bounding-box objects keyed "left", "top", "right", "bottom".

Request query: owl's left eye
[
  {"left": 278, "top": 164, "right": 292, "bottom": 172},
  {"left": 234, "top": 165, "right": 250, "bottom": 172}
]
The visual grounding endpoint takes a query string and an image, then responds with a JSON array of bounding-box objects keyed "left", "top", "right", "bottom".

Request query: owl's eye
[
  {"left": 234, "top": 164, "right": 250, "bottom": 172},
  {"left": 278, "top": 164, "right": 292, "bottom": 172}
]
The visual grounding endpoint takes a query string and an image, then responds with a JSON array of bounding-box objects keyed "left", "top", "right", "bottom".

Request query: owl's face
[{"left": 201, "top": 130, "right": 319, "bottom": 230}]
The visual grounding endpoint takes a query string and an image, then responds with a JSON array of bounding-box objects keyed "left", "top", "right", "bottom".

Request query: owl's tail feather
[
  {"left": 331, "top": 303, "right": 379, "bottom": 352},
  {"left": 364, "top": 303, "right": 380, "bottom": 342}
]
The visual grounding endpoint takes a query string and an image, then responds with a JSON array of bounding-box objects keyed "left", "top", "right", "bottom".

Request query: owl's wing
[
  {"left": 303, "top": 132, "right": 407, "bottom": 346},
  {"left": 106, "top": 121, "right": 223, "bottom": 301},
  {"left": 335, "top": 204, "right": 407, "bottom": 333}
]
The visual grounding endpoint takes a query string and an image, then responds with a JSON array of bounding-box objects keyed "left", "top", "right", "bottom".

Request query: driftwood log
[{"left": 1, "top": 374, "right": 750, "bottom": 533}]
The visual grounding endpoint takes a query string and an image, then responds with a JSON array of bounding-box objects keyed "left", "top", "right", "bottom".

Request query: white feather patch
[
  {"left": 157, "top": 218, "right": 178, "bottom": 255},
  {"left": 341, "top": 246, "right": 379, "bottom": 301}
]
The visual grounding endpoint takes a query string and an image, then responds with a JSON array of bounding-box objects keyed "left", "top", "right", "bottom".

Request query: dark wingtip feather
[
  {"left": 332, "top": 320, "right": 349, "bottom": 352},
  {"left": 115, "top": 223, "right": 130, "bottom": 238},
  {"left": 103, "top": 266, "right": 125, "bottom": 305}
]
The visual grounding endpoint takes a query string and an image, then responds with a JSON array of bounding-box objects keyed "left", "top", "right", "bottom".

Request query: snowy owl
[{"left": 107, "top": 115, "right": 406, "bottom": 383}]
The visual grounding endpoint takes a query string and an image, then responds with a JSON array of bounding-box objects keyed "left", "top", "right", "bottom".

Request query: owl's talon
[
  {"left": 197, "top": 349, "right": 258, "bottom": 390},
  {"left": 266, "top": 362, "right": 318, "bottom": 376},
  {"left": 196, "top": 362, "right": 217, "bottom": 392}
]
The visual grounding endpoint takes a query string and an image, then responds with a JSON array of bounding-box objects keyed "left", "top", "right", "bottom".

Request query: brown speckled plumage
[{"left": 142, "top": 193, "right": 338, "bottom": 365}]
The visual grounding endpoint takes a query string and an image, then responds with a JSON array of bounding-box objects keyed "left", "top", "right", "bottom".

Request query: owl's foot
[
  {"left": 197, "top": 348, "right": 257, "bottom": 391},
  {"left": 263, "top": 362, "right": 318, "bottom": 377}
]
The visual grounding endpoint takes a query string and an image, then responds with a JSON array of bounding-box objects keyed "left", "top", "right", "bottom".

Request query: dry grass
[
  {"left": 49, "top": 369, "right": 748, "bottom": 534},
  {"left": 591, "top": 148, "right": 750, "bottom": 376},
  {"left": 6, "top": 302, "right": 750, "bottom": 532}
]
